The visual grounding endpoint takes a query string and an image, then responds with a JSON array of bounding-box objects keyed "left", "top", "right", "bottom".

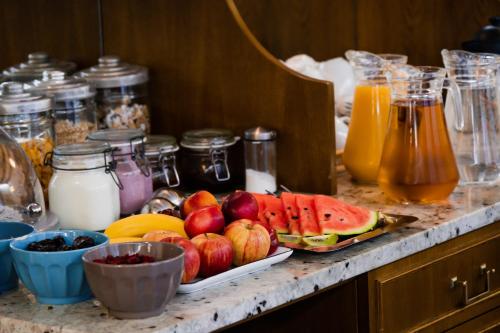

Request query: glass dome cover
[{"left": 0, "top": 127, "right": 45, "bottom": 223}]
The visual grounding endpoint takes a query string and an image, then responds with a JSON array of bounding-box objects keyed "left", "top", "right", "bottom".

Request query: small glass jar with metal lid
[
  {"left": 46, "top": 141, "right": 120, "bottom": 230},
  {"left": 180, "top": 128, "right": 242, "bottom": 192},
  {"left": 0, "top": 82, "right": 54, "bottom": 195},
  {"left": 77, "top": 56, "right": 150, "bottom": 133},
  {"left": 244, "top": 127, "right": 277, "bottom": 194},
  {"left": 2, "top": 52, "right": 76, "bottom": 83},
  {"left": 88, "top": 129, "right": 153, "bottom": 215},
  {"left": 28, "top": 71, "right": 97, "bottom": 145},
  {"left": 144, "top": 135, "right": 180, "bottom": 190}
]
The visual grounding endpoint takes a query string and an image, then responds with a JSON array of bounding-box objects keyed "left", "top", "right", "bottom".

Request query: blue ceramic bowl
[
  {"left": 0, "top": 222, "right": 34, "bottom": 293},
  {"left": 10, "top": 230, "right": 108, "bottom": 305}
]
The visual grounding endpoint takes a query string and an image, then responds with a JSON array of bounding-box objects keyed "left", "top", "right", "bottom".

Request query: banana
[
  {"left": 105, "top": 214, "right": 188, "bottom": 239},
  {"left": 109, "top": 237, "right": 144, "bottom": 244}
]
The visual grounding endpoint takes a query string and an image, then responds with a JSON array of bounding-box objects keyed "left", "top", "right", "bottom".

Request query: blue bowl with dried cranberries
[{"left": 10, "top": 230, "right": 108, "bottom": 305}]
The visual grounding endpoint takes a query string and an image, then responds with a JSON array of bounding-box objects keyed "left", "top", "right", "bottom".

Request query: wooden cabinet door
[{"left": 367, "top": 222, "right": 500, "bottom": 333}]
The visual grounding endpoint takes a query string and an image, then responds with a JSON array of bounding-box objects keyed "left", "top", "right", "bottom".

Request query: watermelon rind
[{"left": 334, "top": 211, "right": 379, "bottom": 236}]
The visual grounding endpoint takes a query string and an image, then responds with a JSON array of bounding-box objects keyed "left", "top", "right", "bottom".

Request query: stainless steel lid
[
  {"left": 87, "top": 128, "right": 145, "bottom": 147},
  {"left": 180, "top": 128, "right": 238, "bottom": 149},
  {"left": 145, "top": 135, "right": 179, "bottom": 154},
  {"left": 27, "top": 71, "right": 95, "bottom": 101},
  {"left": 77, "top": 56, "right": 148, "bottom": 89},
  {"left": 244, "top": 127, "right": 277, "bottom": 141},
  {"left": 0, "top": 82, "right": 52, "bottom": 115},
  {"left": 3, "top": 52, "right": 77, "bottom": 82}
]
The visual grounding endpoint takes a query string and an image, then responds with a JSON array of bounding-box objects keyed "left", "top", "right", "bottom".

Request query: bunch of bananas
[{"left": 105, "top": 214, "right": 188, "bottom": 243}]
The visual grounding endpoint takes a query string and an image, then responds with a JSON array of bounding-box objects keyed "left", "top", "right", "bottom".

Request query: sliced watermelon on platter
[
  {"left": 313, "top": 195, "right": 378, "bottom": 235},
  {"left": 280, "top": 192, "right": 301, "bottom": 235},
  {"left": 252, "top": 193, "right": 289, "bottom": 234},
  {"left": 295, "top": 194, "right": 321, "bottom": 236}
]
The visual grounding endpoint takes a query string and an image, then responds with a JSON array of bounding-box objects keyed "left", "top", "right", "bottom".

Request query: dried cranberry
[{"left": 93, "top": 253, "right": 156, "bottom": 265}]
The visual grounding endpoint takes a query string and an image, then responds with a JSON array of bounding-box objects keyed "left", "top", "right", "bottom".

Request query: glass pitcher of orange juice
[
  {"left": 378, "top": 65, "right": 461, "bottom": 203},
  {"left": 343, "top": 51, "right": 407, "bottom": 183}
]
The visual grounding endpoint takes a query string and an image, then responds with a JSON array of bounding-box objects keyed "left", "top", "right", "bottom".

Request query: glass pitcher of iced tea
[
  {"left": 441, "top": 50, "right": 499, "bottom": 184},
  {"left": 378, "top": 65, "right": 461, "bottom": 203},
  {"left": 343, "top": 51, "right": 407, "bottom": 183}
]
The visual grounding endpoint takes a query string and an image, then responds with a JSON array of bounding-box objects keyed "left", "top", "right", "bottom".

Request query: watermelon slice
[
  {"left": 313, "top": 195, "right": 378, "bottom": 235},
  {"left": 252, "top": 193, "right": 268, "bottom": 225},
  {"left": 252, "top": 193, "right": 289, "bottom": 234},
  {"left": 295, "top": 194, "right": 321, "bottom": 236},
  {"left": 280, "top": 192, "right": 301, "bottom": 235}
]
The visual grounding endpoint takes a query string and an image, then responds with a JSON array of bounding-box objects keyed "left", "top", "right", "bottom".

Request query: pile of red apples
[{"left": 152, "top": 190, "right": 278, "bottom": 283}]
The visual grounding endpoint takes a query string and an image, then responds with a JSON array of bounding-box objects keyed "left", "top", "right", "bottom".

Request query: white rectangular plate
[{"left": 177, "top": 246, "right": 293, "bottom": 294}]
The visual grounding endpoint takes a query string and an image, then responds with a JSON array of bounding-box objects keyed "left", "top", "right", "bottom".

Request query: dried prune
[
  {"left": 27, "top": 235, "right": 96, "bottom": 252},
  {"left": 73, "top": 236, "right": 95, "bottom": 249}
]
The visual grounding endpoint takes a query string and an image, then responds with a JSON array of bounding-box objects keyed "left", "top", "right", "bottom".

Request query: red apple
[
  {"left": 221, "top": 191, "right": 259, "bottom": 224},
  {"left": 184, "top": 206, "right": 225, "bottom": 238},
  {"left": 181, "top": 191, "right": 219, "bottom": 218},
  {"left": 254, "top": 220, "right": 279, "bottom": 255},
  {"left": 224, "top": 219, "right": 270, "bottom": 266},
  {"left": 190, "top": 233, "right": 233, "bottom": 277},
  {"left": 161, "top": 238, "right": 200, "bottom": 283}
]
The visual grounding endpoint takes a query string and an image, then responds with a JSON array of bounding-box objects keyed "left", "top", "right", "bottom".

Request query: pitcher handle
[{"left": 443, "top": 78, "right": 464, "bottom": 131}]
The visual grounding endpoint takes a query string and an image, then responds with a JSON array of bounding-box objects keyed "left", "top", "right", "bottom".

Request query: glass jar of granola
[
  {"left": 0, "top": 83, "right": 54, "bottom": 197},
  {"left": 77, "top": 56, "right": 150, "bottom": 133},
  {"left": 28, "top": 71, "right": 97, "bottom": 145}
]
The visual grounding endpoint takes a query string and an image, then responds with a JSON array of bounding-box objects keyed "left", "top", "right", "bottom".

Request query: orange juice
[{"left": 343, "top": 85, "right": 391, "bottom": 183}]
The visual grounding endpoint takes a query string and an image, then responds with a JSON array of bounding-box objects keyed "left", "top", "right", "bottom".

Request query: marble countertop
[{"left": 1, "top": 173, "right": 499, "bottom": 333}]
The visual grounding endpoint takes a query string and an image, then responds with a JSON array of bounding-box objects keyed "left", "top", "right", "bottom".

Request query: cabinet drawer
[{"left": 374, "top": 232, "right": 500, "bottom": 332}]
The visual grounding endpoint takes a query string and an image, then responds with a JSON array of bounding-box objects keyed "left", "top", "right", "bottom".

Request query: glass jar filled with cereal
[
  {"left": 0, "top": 83, "right": 54, "bottom": 197},
  {"left": 28, "top": 71, "right": 97, "bottom": 145},
  {"left": 77, "top": 56, "right": 150, "bottom": 133}
]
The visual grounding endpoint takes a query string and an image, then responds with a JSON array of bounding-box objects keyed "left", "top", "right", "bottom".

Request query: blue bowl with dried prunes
[{"left": 10, "top": 230, "right": 108, "bottom": 304}]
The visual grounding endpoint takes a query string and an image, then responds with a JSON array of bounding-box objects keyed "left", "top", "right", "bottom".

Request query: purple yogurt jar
[{"left": 88, "top": 129, "right": 153, "bottom": 215}]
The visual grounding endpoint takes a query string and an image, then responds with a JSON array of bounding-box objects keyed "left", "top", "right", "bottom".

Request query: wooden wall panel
[
  {"left": 355, "top": 0, "right": 500, "bottom": 66},
  {"left": 235, "top": 0, "right": 357, "bottom": 61},
  {"left": 101, "top": 0, "right": 336, "bottom": 194},
  {"left": 235, "top": 0, "right": 500, "bottom": 66},
  {"left": 0, "top": 0, "right": 100, "bottom": 70}
]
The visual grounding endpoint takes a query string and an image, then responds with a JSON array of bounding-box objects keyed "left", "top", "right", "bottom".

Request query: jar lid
[
  {"left": 145, "top": 135, "right": 179, "bottom": 154},
  {"left": 0, "top": 82, "right": 52, "bottom": 115},
  {"left": 180, "top": 128, "right": 238, "bottom": 149},
  {"left": 27, "top": 71, "right": 95, "bottom": 101},
  {"left": 53, "top": 141, "right": 111, "bottom": 156},
  {"left": 244, "top": 127, "right": 277, "bottom": 141},
  {"left": 77, "top": 56, "right": 148, "bottom": 89},
  {"left": 51, "top": 141, "right": 112, "bottom": 169},
  {"left": 87, "top": 128, "right": 145, "bottom": 147},
  {"left": 2, "top": 52, "right": 77, "bottom": 82}
]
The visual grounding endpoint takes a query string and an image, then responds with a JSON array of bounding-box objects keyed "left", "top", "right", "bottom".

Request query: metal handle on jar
[
  {"left": 131, "top": 137, "right": 151, "bottom": 177},
  {"left": 210, "top": 148, "right": 230, "bottom": 181},
  {"left": 450, "top": 263, "right": 496, "bottom": 306},
  {"left": 443, "top": 78, "right": 464, "bottom": 131},
  {"left": 160, "top": 152, "right": 180, "bottom": 187}
]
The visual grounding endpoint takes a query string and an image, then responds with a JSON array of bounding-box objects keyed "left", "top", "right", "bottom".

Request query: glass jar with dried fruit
[
  {"left": 76, "top": 56, "right": 150, "bottom": 133},
  {"left": 0, "top": 83, "right": 54, "bottom": 198},
  {"left": 28, "top": 71, "right": 98, "bottom": 145},
  {"left": 144, "top": 135, "right": 181, "bottom": 190}
]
